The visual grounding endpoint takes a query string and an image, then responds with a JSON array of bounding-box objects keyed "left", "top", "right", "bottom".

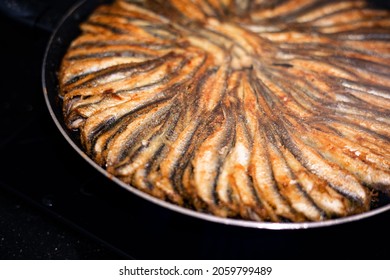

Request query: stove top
[{"left": 1, "top": 1, "right": 390, "bottom": 260}]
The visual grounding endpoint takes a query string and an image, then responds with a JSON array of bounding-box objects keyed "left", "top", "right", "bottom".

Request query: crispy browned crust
[{"left": 59, "top": 0, "right": 390, "bottom": 222}]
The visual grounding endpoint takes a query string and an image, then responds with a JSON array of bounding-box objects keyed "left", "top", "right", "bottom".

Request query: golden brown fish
[{"left": 59, "top": 0, "right": 390, "bottom": 222}]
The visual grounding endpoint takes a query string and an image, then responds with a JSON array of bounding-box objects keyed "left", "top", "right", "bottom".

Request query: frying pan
[{"left": 4, "top": 0, "right": 390, "bottom": 230}]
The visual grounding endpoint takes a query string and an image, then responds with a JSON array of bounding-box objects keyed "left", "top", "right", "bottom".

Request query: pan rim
[{"left": 42, "top": 0, "right": 390, "bottom": 230}]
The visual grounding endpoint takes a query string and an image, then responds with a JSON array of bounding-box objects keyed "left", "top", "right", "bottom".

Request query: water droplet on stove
[{"left": 42, "top": 195, "right": 54, "bottom": 207}]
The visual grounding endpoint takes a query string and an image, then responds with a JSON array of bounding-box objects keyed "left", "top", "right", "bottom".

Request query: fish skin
[{"left": 60, "top": 0, "right": 390, "bottom": 222}]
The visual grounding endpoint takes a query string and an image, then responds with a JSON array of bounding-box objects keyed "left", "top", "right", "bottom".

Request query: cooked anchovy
[
  {"left": 65, "top": 51, "right": 205, "bottom": 129},
  {"left": 267, "top": 134, "right": 325, "bottom": 221},
  {"left": 242, "top": 73, "right": 302, "bottom": 222},
  {"left": 302, "top": 127, "right": 390, "bottom": 187},
  {"left": 59, "top": 0, "right": 390, "bottom": 222},
  {"left": 187, "top": 104, "right": 233, "bottom": 216},
  {"left": 280, "top": 145, "right": 350, "bottom": 218},
  {"left": 280, "top": 117, "right": 370, "bottom": 207}
]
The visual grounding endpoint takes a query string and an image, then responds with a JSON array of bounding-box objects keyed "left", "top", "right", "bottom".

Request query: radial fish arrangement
[{"left": 59, "top": 0, "right": 390, "bottom": 223}]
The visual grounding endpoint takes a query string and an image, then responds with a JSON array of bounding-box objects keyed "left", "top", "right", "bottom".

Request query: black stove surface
[{"left": 1, "top": 2, "right": 390, "bottom": 260}]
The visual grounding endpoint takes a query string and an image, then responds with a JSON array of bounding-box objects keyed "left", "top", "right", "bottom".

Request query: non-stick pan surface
[{"left": 42, "top": 0, "right": 390, "bottom": 230}]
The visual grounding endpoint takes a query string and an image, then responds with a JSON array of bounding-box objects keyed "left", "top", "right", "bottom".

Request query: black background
[{"left": 0, "top": 7, "right": 123, "bottom": 258}]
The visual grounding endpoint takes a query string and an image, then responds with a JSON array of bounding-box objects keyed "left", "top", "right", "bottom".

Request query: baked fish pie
[{"left": 59, "top": 0, "right": 390, "bottom": 222}]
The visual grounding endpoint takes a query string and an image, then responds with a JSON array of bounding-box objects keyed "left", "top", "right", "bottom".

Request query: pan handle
[{"left": 0, "top": 0, "right": 78, "bottom": 32}]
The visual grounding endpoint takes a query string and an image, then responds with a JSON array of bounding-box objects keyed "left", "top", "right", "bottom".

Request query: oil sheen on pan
[{"left": 58, "top": 0, "right": 390, "bottom": 223}]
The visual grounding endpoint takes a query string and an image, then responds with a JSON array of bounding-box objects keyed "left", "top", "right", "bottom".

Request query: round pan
[{"left": 42, "top": 0, "right": 390, "bottom": 230}]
